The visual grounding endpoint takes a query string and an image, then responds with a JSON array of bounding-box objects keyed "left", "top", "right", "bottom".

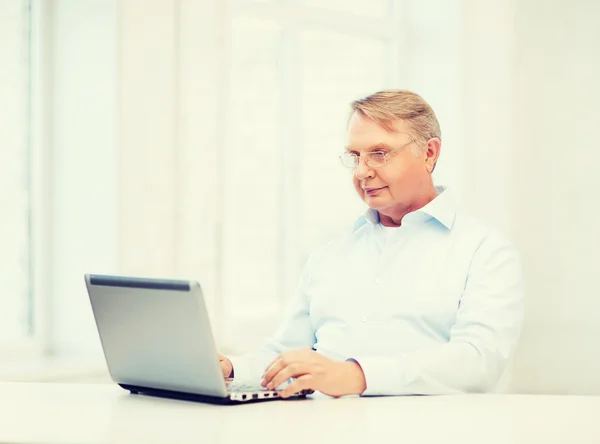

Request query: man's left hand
[{"left": 261, "top": 349, "right": 366, "bottom": 398}]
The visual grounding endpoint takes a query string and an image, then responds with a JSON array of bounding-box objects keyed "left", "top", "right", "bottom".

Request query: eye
[{"left": 371, "top": 151, "right": 386, "bottom": 161}]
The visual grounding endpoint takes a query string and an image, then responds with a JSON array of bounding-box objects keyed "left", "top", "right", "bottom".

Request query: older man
[{"left": 219, "top": 90, "right": 524, "bottom": 398}]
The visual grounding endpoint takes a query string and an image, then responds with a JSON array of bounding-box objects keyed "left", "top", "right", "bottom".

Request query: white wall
[{"left": 508, "top": 0, "right": 600, "bottom": 394}]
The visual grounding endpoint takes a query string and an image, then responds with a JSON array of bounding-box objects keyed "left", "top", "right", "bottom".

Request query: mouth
[{"left": 363, "top": 186, "right": 387, "bottom": 196}]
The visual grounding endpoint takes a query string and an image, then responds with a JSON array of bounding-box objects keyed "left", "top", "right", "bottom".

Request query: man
[{"left": 219, "top": 90, "right": 524, "bottom": 398}]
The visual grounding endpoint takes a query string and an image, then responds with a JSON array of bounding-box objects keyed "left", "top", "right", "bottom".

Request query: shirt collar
[{"left": 356, "top": 185, "right": 456, "bottom": 230}]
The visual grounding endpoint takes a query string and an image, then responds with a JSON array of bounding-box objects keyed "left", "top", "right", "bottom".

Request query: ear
[{"left": 424, "top": 138, "right": 441, "bottom": 173}]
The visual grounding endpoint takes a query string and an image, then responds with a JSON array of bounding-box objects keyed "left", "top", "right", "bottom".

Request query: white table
[{"left": 1, "top": 382, "right": 599, "bottom": 444}]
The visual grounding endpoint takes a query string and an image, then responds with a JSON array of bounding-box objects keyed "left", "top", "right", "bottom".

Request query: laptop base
[{"left": 118, "top": 384, "right": 308, "bottom": 405}]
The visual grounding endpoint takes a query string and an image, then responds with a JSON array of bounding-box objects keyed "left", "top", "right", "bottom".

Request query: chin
[{"left": 364, "top": 198, "right": 390, "bottom": 210}]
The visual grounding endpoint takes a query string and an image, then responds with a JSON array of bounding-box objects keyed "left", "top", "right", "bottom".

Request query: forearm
[{"left": 353, "top": 341, "right": 504, "bottom": 396}]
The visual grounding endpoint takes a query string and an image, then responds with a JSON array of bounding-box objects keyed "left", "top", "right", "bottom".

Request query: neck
[{"left": 379, "top": 184, "right": 438, "bottom": 227}]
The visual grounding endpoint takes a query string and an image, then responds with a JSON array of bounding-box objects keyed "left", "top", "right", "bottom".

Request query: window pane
[
  {"left": 301, "top": 31, "right": 387, "bottom": 252},
  {"left": 0, "top": 1, "right": 31, "bottom": 342},
  {"left": 224, "top": 18, "right": 281, "bottom": 317},
  {"left": 303, "top": 0, "right": 388, "bottom": 19}
]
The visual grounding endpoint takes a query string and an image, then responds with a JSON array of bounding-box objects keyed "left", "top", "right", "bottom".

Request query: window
[
  {"left": 223, "top": 17, "right": 283, "bottom": 320},
  {"left": 221, "top": 1, "right": 400, "bottom": 346},
  {"left": 0, "top": 0, "right": 464, "bottom": 373},
  {"left": 0, "top": 1, "right": 32, "bottom": 348},
  {"left": 303, "top": 0, "right": 388, "bottom": 19}
]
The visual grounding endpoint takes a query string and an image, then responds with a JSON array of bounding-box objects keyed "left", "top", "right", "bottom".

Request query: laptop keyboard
[{"left": 227, "top": 381, "right": 270, "bottom": 392}]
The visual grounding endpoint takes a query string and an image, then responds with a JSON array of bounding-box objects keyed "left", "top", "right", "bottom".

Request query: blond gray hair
[{"left": 350, "top": 90, "right": 441, "bottom": 153}]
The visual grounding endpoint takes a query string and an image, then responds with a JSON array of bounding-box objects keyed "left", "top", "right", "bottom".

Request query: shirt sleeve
[
  {"left": 351, "top": 231, "right": 525, "bottom": 396},
  {"left": 227, "top": 255, "right": 317, "bottom": 382}
]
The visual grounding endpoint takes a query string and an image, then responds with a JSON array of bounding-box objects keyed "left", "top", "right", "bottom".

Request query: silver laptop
[{"left": 84, "top": 274, "right": 309, "bottom": 404}]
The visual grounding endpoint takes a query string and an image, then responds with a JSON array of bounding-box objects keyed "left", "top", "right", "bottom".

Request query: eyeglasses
[{"left": 339, "top": 140, "right": 416, "bottom": 169}]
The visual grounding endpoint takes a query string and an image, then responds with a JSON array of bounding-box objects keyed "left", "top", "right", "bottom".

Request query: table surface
[{"left": 1, "top": 382, "right": 599, "bottom": 444}]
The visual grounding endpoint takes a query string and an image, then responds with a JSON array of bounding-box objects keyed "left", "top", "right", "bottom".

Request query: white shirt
[{"left": 230, "top": 186, "right": 525, "bottom": 395}]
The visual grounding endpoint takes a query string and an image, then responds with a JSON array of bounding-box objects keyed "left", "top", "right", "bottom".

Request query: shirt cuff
[
  {"left": 227, "top": 355, "right": 256, "bottom": 382},
  {"left": 348, "top": 356, "right": 405, "bottom": 396}
]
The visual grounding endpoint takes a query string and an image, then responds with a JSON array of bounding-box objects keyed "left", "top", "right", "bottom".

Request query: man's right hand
[{"left": 218, "top": 354, "right": 233, "bottom": 379}]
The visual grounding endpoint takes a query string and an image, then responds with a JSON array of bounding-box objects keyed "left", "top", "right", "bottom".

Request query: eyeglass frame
[{"left": 338, "top": 139, "right": 417, "bottom": 169}]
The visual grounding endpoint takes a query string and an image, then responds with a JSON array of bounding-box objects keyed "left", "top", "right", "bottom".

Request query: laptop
[{"left": 84, "top": 274, "right": 310, "bottom": 404}]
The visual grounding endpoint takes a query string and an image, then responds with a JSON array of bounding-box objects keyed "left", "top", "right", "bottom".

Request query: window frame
[{"left": 0, "top": 0, "right": 50, "bottom": 359}]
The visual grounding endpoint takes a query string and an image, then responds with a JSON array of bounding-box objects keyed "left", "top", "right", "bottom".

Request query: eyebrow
[{"left": 344, "top": 142, "right": 393, "bottom": 153}]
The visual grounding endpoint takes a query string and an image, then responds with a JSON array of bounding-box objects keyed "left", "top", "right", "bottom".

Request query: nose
[{"left": 354, "top": 157, "right": 374, "bottom": 181}]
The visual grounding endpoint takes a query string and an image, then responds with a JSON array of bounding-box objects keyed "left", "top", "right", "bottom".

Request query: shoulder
[
  {"left": 453, "top": 210, "right": 522, "bottom": 275},
  {"left": 453, "top": 205, "right": 517, "bottom": 249}
]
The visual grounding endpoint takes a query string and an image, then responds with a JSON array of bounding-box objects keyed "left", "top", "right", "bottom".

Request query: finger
[
  {"left": 267, "top": 362, "right": 309, "bottom": 390},
  {"left": 262, "top": 357, "right": 286, "bottom": 387},
  {"left": 279, "top": 375, "right": 314, "bottom": 399}
]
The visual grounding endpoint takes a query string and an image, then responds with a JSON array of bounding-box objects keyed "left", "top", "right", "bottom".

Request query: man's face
[{"left": 345, "top": 112, "right": 436, "bottom": 219}]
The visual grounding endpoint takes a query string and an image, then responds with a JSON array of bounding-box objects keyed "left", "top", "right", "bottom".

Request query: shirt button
[
  {"left": 375, "top": 278, "right": 381, "bottom": 284},
  {"left": 361, "top": 317, "right": 368, "bottom": 323}
]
